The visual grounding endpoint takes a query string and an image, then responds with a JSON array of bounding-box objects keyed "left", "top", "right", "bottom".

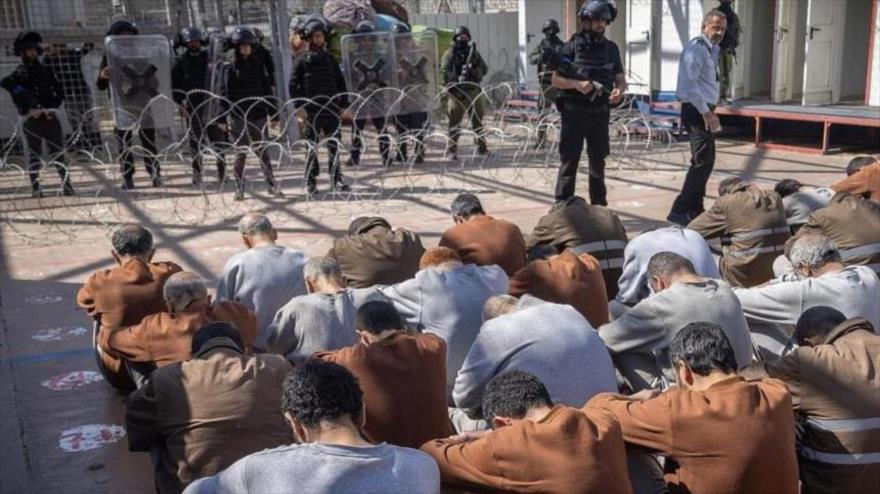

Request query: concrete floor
[{"left": 0, "top": 137, "right": 851, "bottom": 493}]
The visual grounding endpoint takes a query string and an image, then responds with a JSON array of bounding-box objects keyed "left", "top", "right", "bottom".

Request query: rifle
[
  {"left": 540, "top": 44, "right": 610, "bottom": 102},
  {"left": 458, "top": 42, "right": 477, "bottom": 83}
]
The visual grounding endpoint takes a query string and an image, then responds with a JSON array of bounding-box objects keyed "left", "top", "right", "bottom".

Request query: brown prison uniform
[
  {"left": 831, "top": 161, "right": 880, "bottom": 202},
  {"left": 77, "top": 257, "right": 182, "bottom": 390},
  {"left": 508, "top": 250, "right": 609, "bottom": 327},
  {"left": 420, "top": 406, "right": 633, "bottom": 494},
  {"left": 688, "top": 182, "right": 790, "bottom": 288},
  {"left": 440, "top": 215, "right": 527, "bottom": 277},
  {"left": 108, "top": 300, "right": 257, "bottom": 368},
  {"left": 586, "top": 376, "right": 799, "bottom": 494},
  {"left": 327, "top": 218, "right": 425, "bottom": 288},
  {"left": 125, "top": 339, "right": 292, "bottom": 493},
  {"left": 316, "top": 331, "right": 453, "bottom": 448},
  {"left": 802, "top": 192, "right": 880, "bottom": 274}
]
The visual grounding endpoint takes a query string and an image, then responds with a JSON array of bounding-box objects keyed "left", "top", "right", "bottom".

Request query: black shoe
[
  {"left": 191, "top": 174, "right": 203, "bottom": 188},
  {"left": 306, "top": 184, "right": 317, "bottom": 196},
  {"left": 62, "top": 183, "right": 76, "bottom": 196},
  {"left": 122, "top": 179, "right": 135, "bottom": 190},
  {"left": 346, "top": 158, "right": 358, "bottom": 167},
  {"left": 233, "top": 190, "right": 245, "bottom": 201},
  {"left": 477, "top": 147, "right": 490, "bottom": 156},
  {"left": 152, "top": 176, "right": 163, "bottom": 188},
  {"left": 268, "top": 184, "right": 284, "bottom": 197},
  {"left": 666, "top": 211, "right": 690, "bottom": 226}
]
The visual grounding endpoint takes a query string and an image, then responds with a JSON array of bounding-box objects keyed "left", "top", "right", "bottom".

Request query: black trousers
[
  {"left": 350, "top": 116, "right": 391, "bottom": 165},
  {"left": 305, "top": 114, "right": 342, "bottom": 188},
  {"left": 670, "top": 103, "right": 716, "bottom": 218},
  {"left": 23, "top": 116, "right": 70, "bottom": 190},
  {"left": 230, "top": 116, "right": 275, "bottom": 188},
  {"left": 115, "top": 127, "right": 159, "bottom": 182},
  {"left": 555, "top": 101, "right": 610, "bottom": 205},
  {"left": 395, "top": 111, "right": 429, "bottom": 160},
  {"left": 187, "top": 108, "right": 227, "bottom": 180}
]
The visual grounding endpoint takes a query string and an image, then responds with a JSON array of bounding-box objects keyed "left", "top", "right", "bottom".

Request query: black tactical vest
[{"left": 558, "top": 30, "right": 615, "bottom": 106}]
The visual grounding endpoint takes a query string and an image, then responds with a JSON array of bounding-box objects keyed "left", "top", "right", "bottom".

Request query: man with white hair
[
  {"left": 734, "top": 233, "right": 880, "bottom": 347},
  {"left": 217, "top": 212, "right": 307, "bottom": 342},
  {"left": 263, "top": 257, "right": 385, "bottom": 365},
  {"left": 381, "top": 247, "right": 508, "bottom": 399},
  {"left": 109, "top": 272, "right": 257, "bottom": 385}
]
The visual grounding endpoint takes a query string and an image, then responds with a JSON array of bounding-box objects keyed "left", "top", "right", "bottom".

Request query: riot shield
[
  {"left": 204, "top": 32, "right": 231, "bottom": 122},
  {"left": 392, "top": 30, "right": 438, "bottom": 116},
  {"left": 104, "top": 35, "right": 175, "bottom": 130},
  {"left": 341, "top": 31, "right": 398, "bottom": 119}
]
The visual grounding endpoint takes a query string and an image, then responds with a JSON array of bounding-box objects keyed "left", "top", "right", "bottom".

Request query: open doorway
[
  {"left": 739, "top": 0, "right": 775, "bottom": 99},
  {"left": 838, "top": 0, "right": 873, "bottom": 103},
  {"left": 772, "top": 0, "right": 807, "bottom": 103}
]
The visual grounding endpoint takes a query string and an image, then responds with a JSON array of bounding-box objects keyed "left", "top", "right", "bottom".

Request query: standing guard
[
  {"left": 528, "top": 19, "right": 564, "bottom": 149},
  {"left": 391, "top": 23, "right": 437, "bottom": 164},
  {"left": 440, "top": 26, "right": 489, "bottom": 160}
]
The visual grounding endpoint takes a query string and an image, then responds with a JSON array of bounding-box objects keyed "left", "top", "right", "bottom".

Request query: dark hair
[
  {"left": 450, "top": 193, "right": 485, "bottom": 218},
  {"left": 191, "top": 321, "right": 244, "bottom": 355},
  {"left": 718, "top": 177, "right": 743, "bottom": 197},
  {"left": 668, "top": 322, "right": 738, "bottom": 376},
  {"left": 526, "top": 243, "right": 559, "bottom": 262},
  {"left": 774, "top": 179, "right": 803, "bottom": 198},
  {"left": 794, "top": 306, "right": 847, "bottom": 345},
  {"left": 482, "top": 370, "right": 553, "bottom": 428},
  {"left": 281, "top": 360, "right": 364, "bottom": 428},
  {"left": 647, "top": 251, "right": 696, "bottom": 279},
  {"left": 111, "top": 224, "right": 153, "bottom": 256},
  {"left": 846, "top": 156, "right": 875, "bottom": 176},
  {"left": 356, "top": 301, "right": 403, "bottom": 335}
]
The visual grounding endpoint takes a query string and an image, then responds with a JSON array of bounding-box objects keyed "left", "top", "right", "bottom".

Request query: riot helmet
[
  {"left": 107, "top": 19, "right": 138, "bottom": 36},
  {"left": 579, "top": 0, "right": 618, "bottom": 23},
  {"left": 229, "top": 26, "right": 258, "bottom": 46},
  {"left": 353, "top": 20, "right": 376, "bottom": 34},
  {"left": 453, "top": 25, "right": 471, "bottom": 43},
  {"left": 390, "top": 23, "right": 411, "bottom": 34},
  {"left": 176, "top": 27, "right": 205, "bottom": 50},
  {"left": 13, "top": 31, "right": 43, "bottom": 57},
  {"left": 542, "top": 19, "right": 560, "bottom": 36}
]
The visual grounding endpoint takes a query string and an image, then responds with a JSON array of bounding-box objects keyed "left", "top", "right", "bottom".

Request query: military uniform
[
  {"left": 552, "top": 29, "right": 623, "bottom": 205},
  {"left": 717, "top": 0, "right": 741, "bottom": 101},
  {"left": 528, "top": 28, "right": 564, "bottom": 147},
  {"left": 440, "top": 38, "right": 489, "bottom": 156}
]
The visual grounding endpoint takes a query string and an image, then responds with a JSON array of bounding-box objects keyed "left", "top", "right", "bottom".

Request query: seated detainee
[
  {"left": 742, "top": 307, "right": 880, "bottom": 494},
  {"left": 599, "top": 252, "right": 754, "bottom": 391},
  {"left": 327, "top": 216, "right": 425, "bottom": 288},
  {"left": 688, "top": 178, "right": 790, "bottom": 288},
  {"left": 184, "top": 360, "right": 441, "bottom": 494},
  {"left": 586, "top": 322, "right": 799, "bottom": 494},
  {"left": 216, "top": 212, "right": 308, "bottom": 342},
  {"left": 382, "top": 247, "right": 508, "bottom": 399},
  {"left": 421, "top": 370, "right": 632, "bottom": 494},
  {"left": 831, "top": 155, "right": 880, "bottom": 202},
  {"left": 264, "top": 257, "right": 384, "bottom": 366},
  {"left": 77, "top": 224, "right": 183, "bottom": 390},
  {"left": 108, "top": 272, "right": 256, "bottom": 378},
  {"left": 526, "top": 195, "right": 628, "bottom": 299},
  {"left": 453, "top": 295, "right": 617, "bottom": 418},
  {"left": 773, "top": 179, "right": 833, "bottom": 233},
  {"left": 439, "top": 193, "right": 527, "bottom": 276},
  {"left": 614, "top": 225, "right": 719, "bottom": 314},
  {"left": 800, "top": 191, "right": 880, "bottom": 274},
  {"left": 508, "top": 243, "right": 609, "bottom": 327},
  {"left": 315, "top": 301, "right": 453, "bottom": 448},
  {"left": 126, "top": 322, "right": 292, "bottom": 494},
  {"left": 734, "top": 233, "right": 880, "bottom": 337}
]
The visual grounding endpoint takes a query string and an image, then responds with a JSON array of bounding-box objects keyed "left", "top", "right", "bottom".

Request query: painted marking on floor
[
  {"left": 42, "top": 371, "right": 104, "bottom": 391},
  {"left": 58, "top": 425, "right": 126, "bottom": 452}
]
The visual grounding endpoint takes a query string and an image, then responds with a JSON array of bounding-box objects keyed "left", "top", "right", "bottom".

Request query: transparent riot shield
[
  {"left": 104, "top": 35, "right": 175, "bottom": 130},
  {"left": 204, "top": 32, "right": 231, "bottom": 122},
  {"left": 341, "top": 31, "right": 398, "bottom": 119},
  {"left": 392, "top": 31, "right": 438, "bottom": 116}
]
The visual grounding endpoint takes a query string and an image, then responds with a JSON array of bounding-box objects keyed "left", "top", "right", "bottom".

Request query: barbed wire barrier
[{"left": 1, "top": 82, "right": 686, "bottom": 244}]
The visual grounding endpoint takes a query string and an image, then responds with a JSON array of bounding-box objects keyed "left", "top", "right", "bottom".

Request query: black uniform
[
  {"left": 97, "top": 54, "right": 161, "bottom": 188},
  {"left": 553, "top": 29, "right": 623, "bottom": 206},
  {"left": 223, "top": 52, "right": 277, "bottom": 191},
  {"left": 529, "top": 33, "right": 564, "bottom": 147},
  {"left": 43, "top": 45, "right": 101, "bottom": 150},
  {"left": 289, "top": 47, "right": 349, "bottom": 192},
  {"left": 1, "top": 58, "right": 74, "bottom": 195},
  {"left": 171, "top": 48, "right": 227, "bottom": 183}
]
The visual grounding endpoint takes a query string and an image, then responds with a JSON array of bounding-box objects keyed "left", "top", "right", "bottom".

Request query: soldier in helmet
[
  {"left": 391, "top": 22, "right": 429, "bottom": 164},
  {"left": 440, "top": 25, "right": 489, "bottom": 160},
  {"left": 221, "top": 26, "right": 280, "bottom": 200},
  {"left": 1, "top": 30, "right": 75, "bottom": 197},
  {"left": 172, "top": 26, "right": 228, "bottom": 187},
  {"left": 97, "top": 19, "right": 162, "bottom": 189},
  {"left": 528, "top": 19, "right": 564, "bottom": 149},
  {"left": 548, "top": 0, "right": 626, "bottom": 206},
  {"left": 289, "top": 16, "right": 350, "bottom": 195},
  {"left": 716, "top": 0, "right": 741, "bottom": 104},
  {"left": 345, "top": 20, "right": 392, "bottom": 168}
]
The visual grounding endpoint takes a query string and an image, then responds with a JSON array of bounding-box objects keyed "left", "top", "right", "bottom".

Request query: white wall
[
  {"left": 839, "top": 0, "right": 873, "bottom": 101},
  {"left": 657, "top": 0, "right": 705, "bottom": 95},
  {"left": 411, "top": 12, "right": 520, "bottom": 84},
  {"left": 871, "top": 0, "right": 880, "bottom": 106}
]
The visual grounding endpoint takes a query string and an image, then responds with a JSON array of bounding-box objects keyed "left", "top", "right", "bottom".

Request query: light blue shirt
[{"left": 676, "top": 34, "right": 720, "bottom": 114}]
